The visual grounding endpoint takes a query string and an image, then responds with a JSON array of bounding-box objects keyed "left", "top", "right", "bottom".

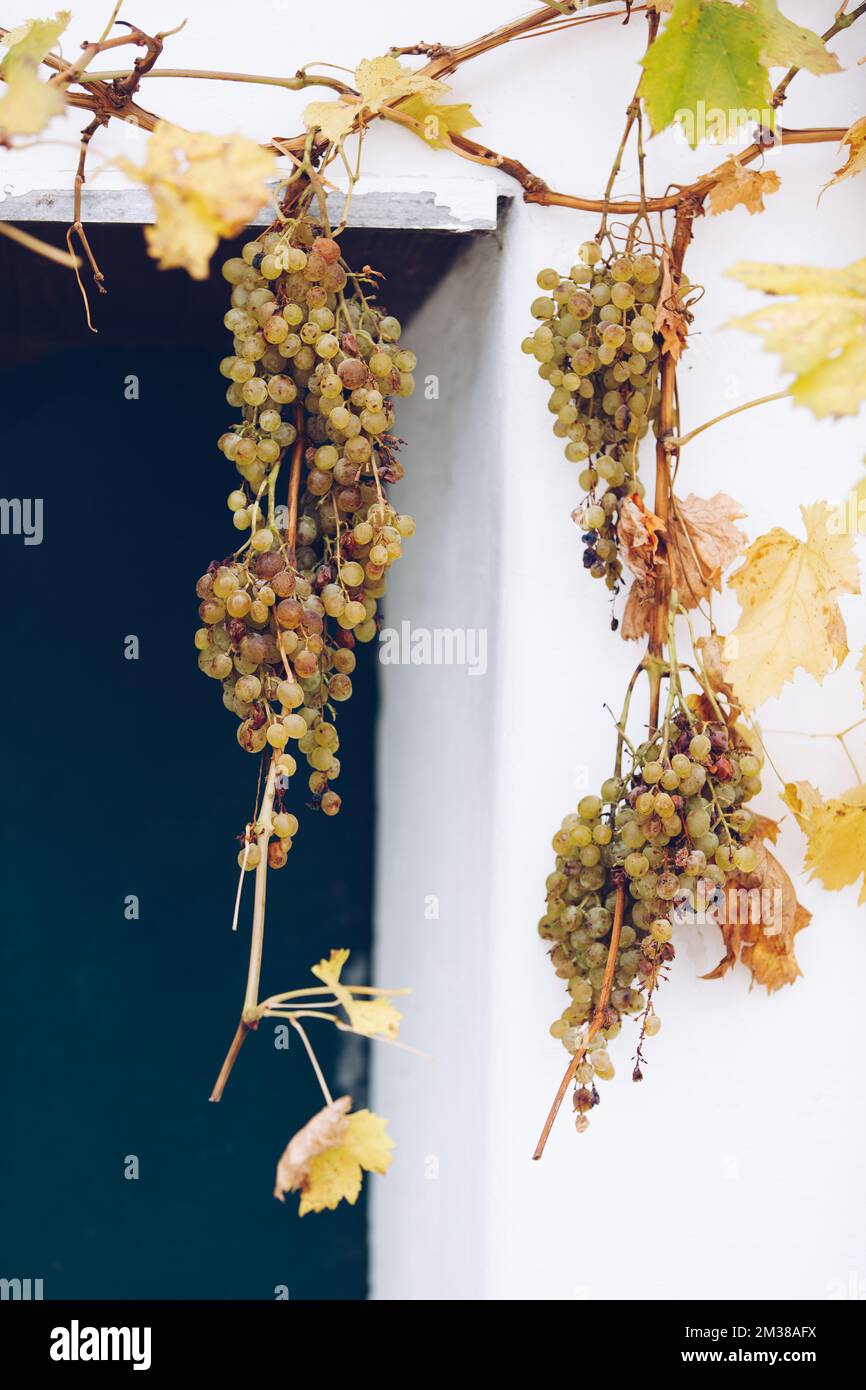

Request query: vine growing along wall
[{"left": 2, "top": 0, "right": 864, "bottom": 1207}]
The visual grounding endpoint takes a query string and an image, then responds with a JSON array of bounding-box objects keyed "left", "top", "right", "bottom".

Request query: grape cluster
[
  {"left": 522, "top": 241, "right": 663, "bottom": 594},
  {"left": 195, "top": 219, "right": 417, "bottom": 866},
  {"left": 539, "top": 707, "right": 765, "bottom": 1129}
]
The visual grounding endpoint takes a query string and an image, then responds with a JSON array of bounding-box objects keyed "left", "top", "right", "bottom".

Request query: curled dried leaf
[
  {"left": 707, "top": 154, "right": 781, "bottom": 216},
  {"left": 654, "top": 247, "right": 690, "bottom": 361},
  {"left": 274, "top": 1099, "right": 395, "bottom": 1216},
  {"left": 704, "top": 832, "right": 811, "bottom": 992},
  {"left": 619, "top": 492, "right": 746, "bottom": 641},
  {"left": 273, "top": 1096, "right": 350, "bottom": 1202},
  {"left": 620, "top": 579, "right": 652, "bottom": 641},
  {"left": 696, "top": 633, "right": 740, "bottom": 712},
  {"left": 617, "top": 493, "right": 665, "bottom": 583},
  {"left": 669, "top": 491, "right": 747, "bottom": 612},
  {"left": 821, "top": 116, "right": 866, "bottom": 195}
]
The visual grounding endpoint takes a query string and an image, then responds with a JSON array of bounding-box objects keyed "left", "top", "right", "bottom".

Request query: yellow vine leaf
[
  {"left": 274, "top": 1097, "right": 395, "bottom": 1215},
  {"left": 782, "top": 782, "right": 866, "bottom": 906},
  {"left": 727, "top": 257, "right": 866, "bottom": 418},
  {"left": 749, "top": 0, "right": 840, "bottom": 75},
  {"left": 0, "top": 10, "right": 69, "bottom": 135},
  {"left": 303, "top": 55, "right": 448, "bottom": 144},
  {"left": 707, "top": 154, "right": 780, "bottom": 216},
  {"left": 117, "top": 123, "right": 275, "bottom": 280},
  {"left": 311, "top": 948, "right": 402, "bottom": 1039},
  {"left": 724, "top": 502, "right": 860, "bottom": 711},
  {"left": 822, "top": 116, "right": 866, "bottom": 195},
  {"left": 396, "top": 92, "right": 481, "bottom": 149}
]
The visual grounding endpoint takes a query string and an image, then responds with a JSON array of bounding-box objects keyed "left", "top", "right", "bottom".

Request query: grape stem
[
  {"left": 243, "top": 754, "right": 279, "bottom": 1019},
  {"left": 772, "top": 1, "right": 866, "bottom": 109},
  {"left": 614, "top": 660, "right": 647, "bottom": 779},
  {"left": 287, "top": 1018, "right": 334, "bottom": 1107},
  {"left": 664, "top": 391, "right": 791, "bottom": 452},
  {"left": 66, "top": 114, "right": 109, "bottom": 332},
  {"left": 209, "top": 754, "right": 279, "bottom": 1102},
  {"left": 286, "top": 404, "right": 305, "bottom": 564},
  {"left": 648, "top": 199, "right": 696, "bottom": 723},
  {"left": 532, "top": 882, "right": 625, "bottom": 1160},
  {"left": 209, "top": 1021, "right": 250, "bottom": 1104},
  {"left": 597, "top": 8, "right": 660, "bottom": 241}
]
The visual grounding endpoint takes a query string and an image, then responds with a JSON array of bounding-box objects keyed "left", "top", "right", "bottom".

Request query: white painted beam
[{"left": 0, "top": 176, "right": 502, "bottom": 233}]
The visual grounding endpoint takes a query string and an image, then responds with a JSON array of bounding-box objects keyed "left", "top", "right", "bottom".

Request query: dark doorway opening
[{"left": 0, "top": 223, "right": 467, "bottom": 1299}]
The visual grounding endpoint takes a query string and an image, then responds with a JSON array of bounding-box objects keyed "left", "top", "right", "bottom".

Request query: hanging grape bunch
[
  {"left": 194, "top": 218, "right": 417, "bottom": 868},
  {"left": 522, "top": 241, "right": 664, "bottom": 595},
  {"left": 540, "top": 699, "right": 765, "bottom": 1132}
]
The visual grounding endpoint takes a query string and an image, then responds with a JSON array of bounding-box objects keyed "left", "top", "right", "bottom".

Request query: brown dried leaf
[
  {"left": 619, "top": 494, "right": 745, "bottom": 640},
  {"left": 617, "top": 493, "right": 665, "bottom": 582},
  {"left": 821, "top": 116, "right": 866, "bottom": 195},
  {"left": 668, "top": 492, "right": 747, "bottom": 611},
  {"left": 696, "top": 632, "right": 740, "bottom": 710},
  {"left": 741, "top": 844, "right": 811, "bottom": 992},
  {"left": 654, "top": 247, "right": 689, "bottom": 361},
  {"left": 753, "top": 814, "right": 781, "bottom": 845},
  {"left": 705, "top": 834, "right": 811, "bottom": 991},
  {"left": 273, "top": 1096, "right": 350, "bottom": 1201},
  {"left": 618, "top": 495, "right": 666, "bottom": 642},
  {"left": 707, "top": 154, "right": 781, "bottom": 216},
  {"left": 621, "top": 578, "right": 654, "bottom": 641}
]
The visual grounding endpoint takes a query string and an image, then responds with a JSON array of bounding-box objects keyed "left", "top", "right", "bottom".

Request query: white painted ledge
[{"left": 0, "top": 175, "right": 502, "bottom": 233}]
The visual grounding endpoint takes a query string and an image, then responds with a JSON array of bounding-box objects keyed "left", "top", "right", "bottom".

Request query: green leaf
[
  {"left": 746, "top": 0, "right": 840, "bottom": 75},
  {"left": 640, "top": 0, "right": 772, "bottom": 148},
  {"left": 397, "top": 94, "right": 481, "bottom": 149}
]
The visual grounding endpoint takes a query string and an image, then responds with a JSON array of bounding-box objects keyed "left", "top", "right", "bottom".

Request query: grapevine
[{"left": 2, "top": 0, "right": 865, "bottom": 1211}]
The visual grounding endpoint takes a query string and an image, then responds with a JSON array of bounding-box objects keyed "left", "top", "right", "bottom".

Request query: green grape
[
  {"left": 625, "top": 852, "right": 649, "bottom": 878},
  {"left": 689, "top": 734, "right": 712, "bottom": 762},
  {"left": 733, "top": 844, "right": 758, "bottom": 873}
]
